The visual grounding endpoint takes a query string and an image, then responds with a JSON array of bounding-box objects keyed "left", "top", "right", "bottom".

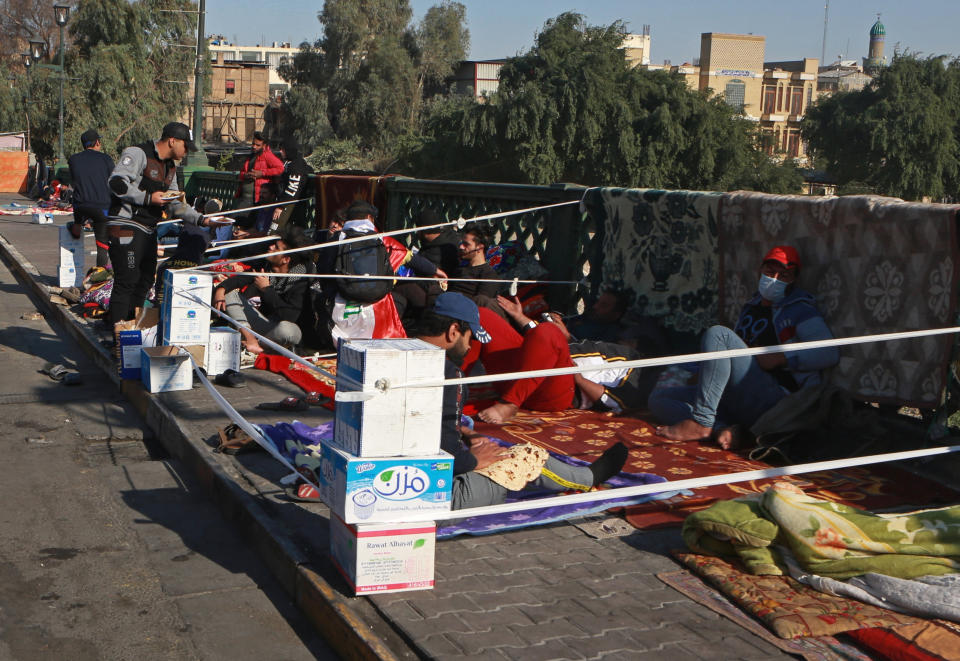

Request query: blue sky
[{"left": 207, "top": 1, "right": 959, "bottom": 66}]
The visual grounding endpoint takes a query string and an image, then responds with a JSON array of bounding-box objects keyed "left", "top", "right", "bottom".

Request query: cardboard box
[
  {"left": 57, "top": 266, "right": 82, "bottom": 288},
  {"left": 140, "top": 346, "right": 193, "bottom": 393},
  {"left": 162, "top": 270, "right": 213, "bottom": 309},
  {"left": 114, "top": 309, "right": 160, "bottom": 379},
  {"left": 204, "top": 327, "right": 241, "bottom": 376},
  {"left": 293, "top": 439, "right": 452, "bottom": 524},
  {"left": 32, "top": 212, "right": 53, "bottom": 224},
  {"left": 330, "top": 514, "right": 436, "bottom": 595},
  {"left": 58, "top": 225, "right": 85, "bottom": 270},
  {"left": 161, "top": 306, "right": 212, "bottom": 345},
  {"left": 333, "top": 339, "right": 445, "bottom": 457}
]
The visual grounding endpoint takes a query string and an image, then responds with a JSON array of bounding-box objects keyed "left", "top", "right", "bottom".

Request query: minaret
[{"left": 864, "top": 14, "right": 885, "bottom": 75}]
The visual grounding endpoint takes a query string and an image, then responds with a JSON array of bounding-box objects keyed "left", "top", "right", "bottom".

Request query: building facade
[
  {"left": 698, "top": 33, "right": 766, "bottom": 117},
  {"left": 208, "top": 39, "right": 299, "bottom": 101},
  {"left": 760, "top": 58, "right": 818, "bottom": 159},
  {"left": 200, "top": 52, "right": 271, "bottom": 143},
  {"left": 450, "top": 60, "right": 505, "bottom": 100}
]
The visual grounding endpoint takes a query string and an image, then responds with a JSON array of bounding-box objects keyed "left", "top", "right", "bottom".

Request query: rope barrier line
[
  {"left": 178, "top": 267, "right": 581, "bottom": 286},
  {"left": 391, "top": 325, "right": 960, "bottom": 390},
  {"left": 178, "top": 199, "right": 580, "bottom": 270},
  {"left": 172, "top": 285, "right": 357, "bottom": 389},
  {"left": 158, "top": 235, "right": 281, "bottom": 263},
  {"left": 156, "top": 197, "right": 309, "bottom": 226},
  {"left": 397, "top": 443, "right": 960, "bottom": 522}
]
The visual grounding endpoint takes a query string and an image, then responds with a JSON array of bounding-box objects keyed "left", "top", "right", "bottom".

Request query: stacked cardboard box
[
  {"left": 317, "top": 338, "right": 451, "bottom": 594},
  {"left": 58, "top": 224, "right": 84, "bottom": 287}
]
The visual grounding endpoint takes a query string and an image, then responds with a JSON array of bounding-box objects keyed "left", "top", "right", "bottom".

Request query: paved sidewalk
[{"left": 0, "top": 196, "right": 817, "bottom": 659}]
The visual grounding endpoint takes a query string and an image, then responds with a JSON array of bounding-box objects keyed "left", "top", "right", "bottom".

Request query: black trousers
[
  {"left": 73, "top": 204, "right": 110, "bottom": 267},
  {"left": 107, "top": 226, "right": 158, "bottom": 325}
]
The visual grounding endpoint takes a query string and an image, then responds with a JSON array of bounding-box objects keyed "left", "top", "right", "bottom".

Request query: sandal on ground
[
  {"left": 284, "top": 482, "right": 322, "bottom": 503},
  {"left": 41, "top": 362, "right": 73, "bottom": 382},
  {"left": 215, "top": 423, "right": 263, "bottom": 455},
  {"left": 304, "top": 391, "right": 331, "bottom": 407},
  {"left": 213, "top": 369, "right": 246, "bottom": 388},
  {"left": 255, "top": 396, "right": 308, "bottom": 412}
]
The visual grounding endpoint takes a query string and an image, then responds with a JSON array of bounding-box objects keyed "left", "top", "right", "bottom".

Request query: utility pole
[
  {"left": 821, "top": 0, "right": 829, "bottom": 65},
  {"left": 193, "top": 0, "right": 205, "bottom": 152}
]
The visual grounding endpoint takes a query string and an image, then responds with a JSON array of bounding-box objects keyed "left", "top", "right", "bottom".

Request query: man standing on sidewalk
[
  {"left": 106, "top": 122, "right": 215, "bottom": 325},
  {"left": 68, "top": 130, "right": 114, "bottom": 267}
]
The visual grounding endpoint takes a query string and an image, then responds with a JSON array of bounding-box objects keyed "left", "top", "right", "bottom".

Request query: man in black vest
[
  {"left": 106, "top": 122, "right": 216, "bottom": 325},
  {"left": 68, "top": 129, "right": 114, "bottom": 267}
]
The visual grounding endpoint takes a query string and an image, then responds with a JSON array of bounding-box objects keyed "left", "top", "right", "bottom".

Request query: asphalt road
[{"left": 0, "top": 248, "right": 335, "bottom": 660}]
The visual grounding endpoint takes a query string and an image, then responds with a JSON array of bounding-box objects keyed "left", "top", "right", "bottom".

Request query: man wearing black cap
[
  {"left": 67, "top": 129, "right": 114, "bottom": 267},
  {"left": 106, "top": 122, "right": 216, "bottom": 325}
]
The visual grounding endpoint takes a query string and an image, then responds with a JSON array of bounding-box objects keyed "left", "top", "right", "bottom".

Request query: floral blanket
[
  {"left": 581, "top": 188, "right": 722, "bottom": 334},
  {"left": 683, "top": 482, "right": 960, "bottom": 580},
  {"left": 718, "top": 192, "right": 960, "bottom": 408}
]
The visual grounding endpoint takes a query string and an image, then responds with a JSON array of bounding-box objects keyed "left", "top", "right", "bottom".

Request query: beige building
[
  {"left": 760, "top": 58, "right": 818, "bottom": 159},
  {"left": 208, "top": 39, "right": 299, "bottom": 101},
  {"left": 698, "top": 33, "right": 766, "bottom": 118},
  {"left": 622, "top": 27, "right": 651, "bottom": 67},
  {"left": 200, "top": 53, "right": 272, "bottom": 143},
  {"left": 450, "top": 60, "right": 505, "bottom": 100}
]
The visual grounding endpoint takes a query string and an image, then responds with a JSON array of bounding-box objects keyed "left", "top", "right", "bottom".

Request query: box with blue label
[
  {"left": 293, "top": 438, "right": 452, "bottom": 524},
  {"left": 333, "top": 339, "right": 445, "bottom": 457},
  {"left": 162, "top": 306, "right": 211, "bottom": 345},
  {"left": 162, "top": 270, "right": 213, "bottom": 309}
]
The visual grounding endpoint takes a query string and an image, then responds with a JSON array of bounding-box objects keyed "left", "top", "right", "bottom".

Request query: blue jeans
[{"left": 648, "top": 325, "right": 786, "bottom": 429}]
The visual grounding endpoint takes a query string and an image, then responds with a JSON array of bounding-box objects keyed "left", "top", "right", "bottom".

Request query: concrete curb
[{"left": 0, "top": 233, "right": 409, "bottom": 661}]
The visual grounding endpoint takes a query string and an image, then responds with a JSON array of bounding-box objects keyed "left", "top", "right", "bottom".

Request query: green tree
[
  {"left": 279, "top": 0, "right": 468, "bottom": 160},
  {"left": 401, "top": 12, "right": 800, "bottom": 193},
  {"left": 802, "top": 53, "right": 960, "bottom": 200},
  {"left": 16, "top": 0, "right": 199, "bottom": 162}
]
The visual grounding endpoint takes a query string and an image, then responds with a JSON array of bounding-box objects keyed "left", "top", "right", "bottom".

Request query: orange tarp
[{"left": 0, "top": 152, "right": 28, "bottom": 193}]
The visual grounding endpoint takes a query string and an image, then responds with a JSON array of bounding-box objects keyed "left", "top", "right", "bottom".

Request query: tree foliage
[
  {"left": 0, "top": 0, "right": 65, "bottom": 60},
  {"left": 6, "top": 0, "right": 199, "bottom": 162},
  {"left": 400, "top": 12, "right": 800, "bottom": 192},
  {"left": 802, "top": 53, "right": 960, "bottom": 201},
  {"left": 279, "top": 0, "right": 468, "bottom": 158}
]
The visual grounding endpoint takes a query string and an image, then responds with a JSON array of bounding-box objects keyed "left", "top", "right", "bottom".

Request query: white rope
[
  {"left": 178, "top": 267, "right": 580, "bottom": 286},
  {"left": 401, "top": 443, "right": 960, "bottom": 522},
  {"left": 171, "top": 285, "right": 358, "bottom": 389},
  {"left": 158, "top": 235, "right": 280, "bottom": 262},
  {"left": 156, "top": 197, "right": 308, "bottom": 226},
  {"left": 180, "top": 200, "right": 580, "bottom": 270},
  {"left": 390, "top": 325, "right": 960, "bottom": 390}
]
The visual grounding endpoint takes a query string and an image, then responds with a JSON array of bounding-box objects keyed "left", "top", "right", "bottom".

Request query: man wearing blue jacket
[
  {"left": 650, "top": 245, "right": 839, "bottom": 450},
  {"left": 68, "top": 129, "right": 114, "bottom": 267}
]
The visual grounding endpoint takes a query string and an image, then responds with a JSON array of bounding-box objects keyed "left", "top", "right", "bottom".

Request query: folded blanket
[{"left": 684, "top": 482, "right": 960, "bottom": 580}]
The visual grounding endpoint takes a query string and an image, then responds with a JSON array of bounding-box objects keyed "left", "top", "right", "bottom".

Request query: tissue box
[
  {"left": 292, "top": 438, "right": 452, "bottom": 524},
  {"left": 162, "top": 270, "right": 213, "bottom": 308},
  {"left": 140, "top": 346, "right": 193, "bottom": 393},
  {"left": 330, "top": 514, "right": 436, "bottom": 595},
  {"left": 162, "top": 306, "right": 211, "bottom": 345},
  {"left": 333, "top": 339, "right": 445, "bottom": 457},
  {"left": 204, "top": 327, "right": 241, "bottom": 376},
  {"left": 32, "top": 212, "right": 53, "bottom": 224}
]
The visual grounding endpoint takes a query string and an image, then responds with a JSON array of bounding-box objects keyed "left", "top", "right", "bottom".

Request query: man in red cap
[{"left": 649, "top": 245, "right": 838, "bottom": 449}]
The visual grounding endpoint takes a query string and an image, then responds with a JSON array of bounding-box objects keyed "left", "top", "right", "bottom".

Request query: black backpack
[{"left": 333, "top": 228, "right": 394, "bottom": 303}]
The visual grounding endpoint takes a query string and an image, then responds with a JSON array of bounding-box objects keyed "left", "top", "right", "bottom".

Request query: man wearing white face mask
[{"left": 649, "top": 246, "right": 838, "bottom": 450}]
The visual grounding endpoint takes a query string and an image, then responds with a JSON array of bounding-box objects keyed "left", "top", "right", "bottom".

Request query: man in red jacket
[{"left": 235, "top": 132, "right": 283, "bottom": 207}]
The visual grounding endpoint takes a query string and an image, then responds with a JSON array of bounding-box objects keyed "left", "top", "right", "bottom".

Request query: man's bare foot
[
  {"left": 715, "top": 425, "right": 744, "bottom": 451},
  {"left": 655, "top": 419, "right": 712, "bottom": 441},
  {"left": 478, "top": 401, "right": 519, "bottom": 424}
]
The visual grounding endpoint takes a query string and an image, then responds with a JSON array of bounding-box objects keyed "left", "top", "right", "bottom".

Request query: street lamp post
[
  {"left": 53, "top": 3, "right": 71, "bottom": 165},
  {"left": 21, "top": 53, "right": 33, "bottom": 152}
]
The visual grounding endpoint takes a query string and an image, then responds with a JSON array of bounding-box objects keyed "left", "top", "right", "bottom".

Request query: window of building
[
  {"left": 240, "top": 51, "right": 261, "bottom": 62},
  {"left": 225, "top": 80, "right": 235, "bottom": 94},
  {"left": 806, "top": 85, "right": 813, "bottom": 109},
  {"left": 777, "top": 85, "right": 784, "bottom": 112},
  {"left": 791, "top": 87, "right": 803, "bottom": 115},
  {"left": 724, "top": 79, "right": 746, "bottom": 111},
  {"left": 788, "top": 131, "right": 800, "bottom": 158},
  {"left": 763, "top": 86, "right": 776, "bottom": 114}
]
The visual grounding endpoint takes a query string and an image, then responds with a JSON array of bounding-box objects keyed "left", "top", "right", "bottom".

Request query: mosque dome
[{"left": 870, "top": 19, "right": 885, "bottom": 38}]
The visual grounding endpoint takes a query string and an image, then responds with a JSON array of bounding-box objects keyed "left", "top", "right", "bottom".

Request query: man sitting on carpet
[
  {"left": 212, "top": 226, "right": 314, "bottom": 355},
  {"left": 417, "top": 292, "right": 628, "bottom": 510},
  {"left": 648, "top": 245, "right": 838, "bottom": 450}
]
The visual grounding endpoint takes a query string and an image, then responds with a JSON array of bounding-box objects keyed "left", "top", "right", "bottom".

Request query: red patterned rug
[{"left": 471, "top": 409, "right": 960, "bottom": 530}]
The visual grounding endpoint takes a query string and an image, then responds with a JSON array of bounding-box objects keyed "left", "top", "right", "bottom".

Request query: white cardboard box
[
  {"left": 140, "top": 346, "right": 193, "bottom": 393},
  {"left": 32, "top": 212, "right": 53, "bottom": 224},
  {"left": 292, "top": 438, "right": 453, "bottom": 524},
  {"left": 162, "top": 270, "right": 213, "bottom": 309},
  {"left": 162, "top": 306, "right": 212, "bottom": 345},
  {"left": 204, "top": 327, "right": 241, "bottom": 376},
  {"left": 118, "top": 327, "right": 158, "bottom": 379},
  {"left": 58, "top": 225, "right": 85, "bottom": 267},
  {"left": 57, "top": 266, "right": 82, "bottom": 288},
  {"left": 333, "top": 339, "right": 445, "bottom": 457},
  {"left": 329, "top": 514, "right": 436, "bottom": 595}
]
